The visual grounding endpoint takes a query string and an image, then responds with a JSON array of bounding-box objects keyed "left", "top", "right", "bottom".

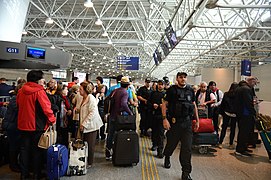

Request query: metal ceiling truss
[{"left": 22, "top": 0, "right": 271, "bottom": 80}]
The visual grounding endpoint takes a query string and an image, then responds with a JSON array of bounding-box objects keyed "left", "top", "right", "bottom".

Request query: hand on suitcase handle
[{"left": 163, "top": 119, "right": 171, "bottom": 130}]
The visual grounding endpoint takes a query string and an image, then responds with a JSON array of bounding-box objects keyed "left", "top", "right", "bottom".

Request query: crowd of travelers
[{"left": 0, "top": 70, "right": 260, "bottom": 180}]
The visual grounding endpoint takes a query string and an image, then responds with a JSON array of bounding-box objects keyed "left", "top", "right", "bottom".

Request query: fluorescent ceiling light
[
  {"left": 84, "top": 0, "right": 93, "bottom": 8},
  {"left": 61, "top": 30, "right": 68, "bottom": 36},
  {"left": 22, "top": 29, "right": 27, "bottom": 35},
  {"left": 102, "top": 31, "right": 108, "bottom": 37},
  {"left": 45, "top": 17, "right": 54, "bottom": 24},
  {"left": 95, "top": 18, "right": 103, "bottom": 26},
  {"left": 107, "top": 39, "right": 112, "bottom": 45}
]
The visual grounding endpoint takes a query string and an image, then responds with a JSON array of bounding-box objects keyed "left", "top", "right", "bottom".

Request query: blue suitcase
[{"left": 47, "top": 144, "right": 69, "bottom": 180}]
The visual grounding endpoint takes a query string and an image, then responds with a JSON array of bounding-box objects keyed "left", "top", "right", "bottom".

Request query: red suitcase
[{"left": 192, "top": 118, "right": 214, "bottom": 133}]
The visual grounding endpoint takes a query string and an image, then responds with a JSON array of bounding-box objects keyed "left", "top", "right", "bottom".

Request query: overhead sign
[
  {"left": 117, "top": 56, "right": 139, "bottom": 70},
  {"left": 6, "top": 47, "right": 19, "bottom": 53},
  {"left": 241, "top": 60, "right": 251, "bottom": 76}
]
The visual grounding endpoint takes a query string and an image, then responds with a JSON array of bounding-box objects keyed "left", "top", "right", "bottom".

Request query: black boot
[
  {"left": 164, "top": 156, "right": 171, "bottom": 169},
  {"left": 182, "top": 172, "right": 192, "bottom": 180},
  {"left": 157, "top": 149, "right": 164, "bottom": 159}
]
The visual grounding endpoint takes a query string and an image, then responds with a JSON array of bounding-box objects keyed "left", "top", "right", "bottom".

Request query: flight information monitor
[{"left": 26, "top": 46, "right": 46, "bottom": 60}]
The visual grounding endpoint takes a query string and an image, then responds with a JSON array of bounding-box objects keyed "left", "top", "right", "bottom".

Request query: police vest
[{"left": 169, "top": 85, "right": 194, "bottom": 119}]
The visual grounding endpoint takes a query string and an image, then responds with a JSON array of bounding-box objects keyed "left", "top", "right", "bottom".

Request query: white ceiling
[{"left": 22, "top": 0, "right": 271, "bottom": 79}]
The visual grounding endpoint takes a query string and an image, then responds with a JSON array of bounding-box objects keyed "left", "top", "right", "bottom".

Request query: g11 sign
[{"left": 117, "top": 56, "right": 139, "bottom": 70}]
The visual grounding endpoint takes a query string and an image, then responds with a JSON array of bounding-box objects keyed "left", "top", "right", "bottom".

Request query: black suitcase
[
  {"left": 193, "top": 132, "right": 218, "bottom": 145},
  {"left": 112, "top": 130, "right": 139, "bottom": 166}
]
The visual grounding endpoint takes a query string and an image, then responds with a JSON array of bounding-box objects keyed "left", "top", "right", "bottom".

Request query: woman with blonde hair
[{"left": 78, "top": 81, "right": 103, "bottom": 168}]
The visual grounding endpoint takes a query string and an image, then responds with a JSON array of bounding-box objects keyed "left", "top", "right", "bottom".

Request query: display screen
[{"left": 26, "top": 46, "right": 46, "bottom": 59}]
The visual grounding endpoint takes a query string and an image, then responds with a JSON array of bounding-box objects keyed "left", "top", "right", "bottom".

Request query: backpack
[{"left": 104, "top": 90, "right": 116, "bottom": 114}]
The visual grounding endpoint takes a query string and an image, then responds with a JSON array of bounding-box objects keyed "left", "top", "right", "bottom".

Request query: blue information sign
[
  {"left": 6, "top": 47, "right": 19, "bottom": 54},
  {"left": 117, "top": 56, "right": 139, "bottom": 70},
  {"left": 241, "top": 60, "right": 251, "bottom": 76}
]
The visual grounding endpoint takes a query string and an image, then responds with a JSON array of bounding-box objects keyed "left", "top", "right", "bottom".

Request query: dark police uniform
[
  {"left": 137, "top": 86, "right": 152, "bottom": 136},
  {"left": 163, "top": 84, "right": 195, "bottom": 174},
  {"left": 149, "top": 89, "right": 166, "bottom": 156}
]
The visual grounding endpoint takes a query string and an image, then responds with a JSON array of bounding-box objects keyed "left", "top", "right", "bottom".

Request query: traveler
[
  {"left": 218, "top": 82, "right": 238, "bottom": 149},
  {"left": 78, "top": 81, "right": 103, "bottom": 168},
  {"left": 105, "top": 76, "right": 133, "bottom": 160},
  {"left": 235, "top": 77, "right": 257, "bottom": 157},
  {"left": 161, "top": 72, "right": 199, "bottom": 180},
  {"left": 17, "top": 70, "right": 56, "bottom": 179}
]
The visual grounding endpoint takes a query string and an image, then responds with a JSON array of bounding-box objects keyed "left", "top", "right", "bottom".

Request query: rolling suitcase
[
  {"left": 67, "top": 141, "right": 88, "bottom": 176},
  {"left": 112, "top": 130, "right": 139, "bottom": 166},
  {"left": 47, "top": 144, "right": 69, "bottom": 180}
]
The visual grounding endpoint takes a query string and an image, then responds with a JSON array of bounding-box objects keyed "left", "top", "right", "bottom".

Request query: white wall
[
  {"left": 252, "top": 64, "right": 271, "bottom": 101},
  {"left": 201, "top": 68, "right": 235, "bottom": 92}
]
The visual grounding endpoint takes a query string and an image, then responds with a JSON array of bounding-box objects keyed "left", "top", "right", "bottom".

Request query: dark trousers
[
  {"left": 20, "top": 131, "right": 44, "bottom": 177},
  {"left": 219, "top": 114, "right": 237, "bottom": 145},
  {"left": 7, "top": 130, "right": 21, "bottom": 169},
  {"left": 236, "top": 115, "right": 254, "bottom": 152},
  {"left": 212, "top": 107, "right": 220, "bottom": 136},
  {"left": 97, "top": 108, "right": 106, "bottom": 140},
  {"left": 163, "top": 123, "right": 192, "bottom": 173},
  {"left": 139, "top": 107, "right": 151, "bottom": 133},
  {"left": 151, "top": 115, "right": 164, "bottom": 151},
  {"left": 84, "top": 131, "right": 97, "bottom": 165},
  {"left": 106, "top": 119, "right": 116, "bottom": 150}
]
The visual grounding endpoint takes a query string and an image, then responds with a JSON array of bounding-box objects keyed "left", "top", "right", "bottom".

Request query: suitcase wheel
[{"left": 198, "top": 146, "right": 208, "bottom": 154}]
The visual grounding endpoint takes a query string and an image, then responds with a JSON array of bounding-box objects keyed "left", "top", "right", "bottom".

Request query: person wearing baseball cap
[
  {"left": 137, "top": 77, "right": 152, "bottom": 137},
  {"left": 161, "top": 71, "right": 199, "bottom": 180}
]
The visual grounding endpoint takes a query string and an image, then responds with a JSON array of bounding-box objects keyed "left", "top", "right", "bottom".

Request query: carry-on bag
[
  {"left": 112, "top": 130, "right": 139, "bottom": 166},
  {"left": 193, "top": 132, "right": 218, "bottom": 145},
  {"left": 47, "top": 144, "right": 69, "bottom": 180},
  {"left": 67, "top": 141, "right": 88, "bottom": 176},
  {"left": 115, "top": 115, "right": 136, "bottom": 131}
]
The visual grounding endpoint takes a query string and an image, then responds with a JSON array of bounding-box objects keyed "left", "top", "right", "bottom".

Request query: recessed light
[
  {"left": 95, "top": 18, "right": 103, "bottom": 26},
  {"left": 61, "top": 30, "right": 68, "bottom": 36},
  {"left": 103, "top": 56, "right": 106, "bottom": 60},
  {"left": 81, "top": 56, "right": 85, "bottom": 60},
  {"left": 102, "top": 31, "right": 108, "bottom": 37},
  {"left": 50, "top": 45, "right": 55, "bottom": 49},
  {"left": 84, "top": 0, "right": 93, "bottom": 8},
  {"left": 93, "top": 52, "right": 97, "bottom": 56},
  {"left": 107, "top": 39, "right": 113, "bottom": 45}
]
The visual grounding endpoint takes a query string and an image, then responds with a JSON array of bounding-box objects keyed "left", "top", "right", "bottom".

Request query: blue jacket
[
  {"left": 2, "top": 95, "right": 18, "bottom": 131},
  {"left": 0, "top": 83, "right": 13, "bottom": 96}
]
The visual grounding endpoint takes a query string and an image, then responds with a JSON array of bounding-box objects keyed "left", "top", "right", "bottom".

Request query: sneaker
[
  {"left": 105, "top": 148, "right": 112, "bottom": 161},
  {"left": 235, "top": 151, "right": 252, "bottom": 157},
  {"left": 150, "top": 146, "right": 158, "bottom": 151},
  {"left": 182, "top": 172, "right": 192, "bottom": 180},
  {"left": 228, "top": 144, "right": 234, "bottom": 150},
  {"left": 157, "top": 151, "right": 164, "bottom": 159},
  {"left": 164, "top": 156, "right": 171, "bottom": 169}
]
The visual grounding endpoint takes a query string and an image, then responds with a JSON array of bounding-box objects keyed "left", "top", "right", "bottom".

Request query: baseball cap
[
  {"left": 163, "top": 76, "right": 169, "bottom": 83},
  {"left": 157, "top": 80, "right": 164, "bottom": 84},
  {"left": 177, "top": 72, "right": 187, "bottom": 77},
  {"left": 145, "top": 77, "right": 151, "bottom": 83}
]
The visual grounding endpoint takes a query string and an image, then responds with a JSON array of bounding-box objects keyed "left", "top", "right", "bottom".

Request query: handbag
[
  {"left": 38, "top": 125, "right": 57, "bottom": 149},
  {"left": 115, "top": 114, "right": 136, "bottom": 131}
]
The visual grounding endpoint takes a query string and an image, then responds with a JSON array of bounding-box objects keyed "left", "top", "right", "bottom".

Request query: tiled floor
[{"left": 0, "top": 131, "right": 270, "bottom": 180}]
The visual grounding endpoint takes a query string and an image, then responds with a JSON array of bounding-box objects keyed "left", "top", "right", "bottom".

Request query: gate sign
[
  {"left": 241, "top": 60, "right": 251, "bottom": 76},
  {"left": 117, "top": 56, "right": 139, "bottom": 70},
  {"left": 6, "top": 47, "right": 19, "bottom": 53}
]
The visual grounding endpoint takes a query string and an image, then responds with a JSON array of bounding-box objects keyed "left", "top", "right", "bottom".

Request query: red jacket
[{"left": 17, "top": 82, "right": 56, "bottom": 131}]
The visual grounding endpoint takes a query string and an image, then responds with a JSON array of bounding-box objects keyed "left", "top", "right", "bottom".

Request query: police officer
[
  {"left": 149, "top": 80, "right": 166, "bottom": 158},
  {"left": 137, "top": 77, "right": 152, "bottom": 137},
  {"left": 162, "top": 72, "right": 199, "bottom": 180}
]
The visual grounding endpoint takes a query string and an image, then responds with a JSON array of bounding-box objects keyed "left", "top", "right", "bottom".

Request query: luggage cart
[{"left": 193, "top": 105, "right": 218, "bottom": 154}]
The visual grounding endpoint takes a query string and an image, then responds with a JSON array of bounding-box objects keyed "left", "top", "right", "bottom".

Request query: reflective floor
[{"left": 0, "top": 130, "right": 270, "bottom": 180}]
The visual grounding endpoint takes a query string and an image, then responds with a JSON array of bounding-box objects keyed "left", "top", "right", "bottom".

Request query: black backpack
[{"left": 104, "top": 90, "right": 116, "bottom": 114}]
